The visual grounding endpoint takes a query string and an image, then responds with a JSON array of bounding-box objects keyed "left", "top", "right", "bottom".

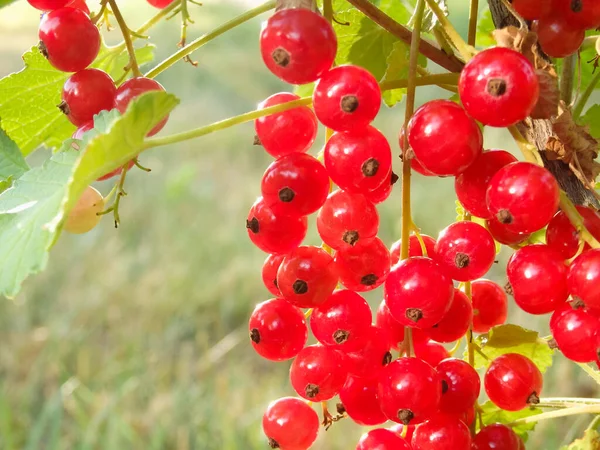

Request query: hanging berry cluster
[{"left": 246, "top": 4, "right": 600, "bottom": 450}]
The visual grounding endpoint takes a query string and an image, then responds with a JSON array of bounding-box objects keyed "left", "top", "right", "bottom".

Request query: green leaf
[
  {"left": 560, "top": 429, "right": 600, "bottom": 450},
  {"left": 0, "top": 91, "right": 179, "bottom": 298},
  {"left": 411, "top": 0, "right": 448, "bottom": 34},
  {"left": 0, "top": 43, "right": 155, "bottom": 156},
  {"left": 580, "top": 104, "right": 600, "bottom": 140},
  {"left": 0, "top": 127, "right": 28, "bottom": 181},
  {"left": 0, "top": 0, "right": 18, "bottom": 9},
  {"left": 294, "top": 82, "right": 315, "bottom": 98},
  {"left": 479, "top": 401, "right": 542, "bottom": 442},
  {"left": 381, "top": 41, "right": 411, "bottom": 107},
  {"left": 476, "top": 8, "right": 496, "bottom": 49},
  {"left": 466, "top": 324, "right": 554, "bottom": 373}
]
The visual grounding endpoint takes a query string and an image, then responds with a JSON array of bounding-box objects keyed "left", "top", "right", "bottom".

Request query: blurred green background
[{"left": 0, "top": 1, "right": 597, "bottom": 449}]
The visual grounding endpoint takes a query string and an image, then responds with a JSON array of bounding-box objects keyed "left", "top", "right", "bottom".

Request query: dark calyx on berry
[
  {"left": 271, "top": 47, "right": 290, "bottom": 67},
  {"left": 272, "top": 278, "right": 278, "bottom": 288},
  {"left": 58, "top": 100, "right": 70, "bottom": 116},
  {"left": 391, "top": 172, "right": 400, "bottom": 184},
  {"left": 278, "top": 187, "right": 295, "bottom": 202},
  {"left": 336, "top": 403, "right": 346, "bottom": 415},
  {"left": 305, "top": 383, "right": 320, "bottom": 398},
  {"left": 343, "top": 230, "right": 360, "bottom": 246},
  {"left": 486, "top": 78, "right": 507, "bottom": 97},
  {"left": 253, "top": 135, "right": 262, "bottom": 146},
  {"left": 504, "top": 282, "right": 513, "bottom": 296},
  {"left": 333, "top": 329, "right": 350, "bottom": 344},
  {"left": 361, "top": 273, "right": 378, "bottom": 286},
  {"left": 362, "top": 158, "right": 380, "bottom": 177},
  {"left": 497, "top": 209, "right": 513, "bottom": 224},
  {"left": 382, "top": 351, "right": 393, "bottom": 365},
  {"left": 268, "top": 437, "right": 280, "bottom": 449},
  {"left": 341, "top": 95, "right": 359, "bottom": 113},
  {"left": 570, "top": 297, "right": 586, "bottom": 309},
  {"left": 397, "top": 409, "right": 414, "bottom": 425},
  {"left": 455, "top": 252, "right": 470, "bottom": 268},
  {"left": 38, "top": 41, "right": 49, "bottom": 59},
  {"left": 570, "top": 0, "right": 582, "bottom": 12},
  {"left": 406, "top": 307, "right": 423, "bottom": 322},
  {"left": 246, "top": 217, "right": 260, "bottom": 233},
  {"left": 293, "top": 279, "right": 309, "bottom": 294},
  {"left": 441, "top": 379, "right": 449, "bottom": 393},
  {"left": 250, "top": 328, "right": 261, "bottom": 344},
  {"left": 527, "top": 392, "right": 540, "bottom": 405}
]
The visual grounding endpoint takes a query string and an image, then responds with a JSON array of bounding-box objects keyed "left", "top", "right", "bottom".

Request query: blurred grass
[{"left": 0, "top": 1, "right": 597, "bottom": 449}]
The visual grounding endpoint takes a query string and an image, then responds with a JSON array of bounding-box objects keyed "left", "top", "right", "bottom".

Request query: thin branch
[
  {"left": 108, "top": 0, "right": 142, "bottom": 77},
  {"left": 508, "top": 405, "right": 600, "bottom": 425},
  {"left": 424, "top": 0, "right": 476, "bottom": 61},
  {"left": 468, "top": 0, "right": 479, "bottom": 46},
  {"left": 573, "top": 70, "right": 600, "bottom": 120},
  {"left": 560, "top": 53, "right": 576, "bottom": 105}
]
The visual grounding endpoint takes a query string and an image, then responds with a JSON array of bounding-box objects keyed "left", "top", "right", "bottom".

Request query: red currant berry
[
  {"left": 114, "top": 77, "right": 169, "bottom": 136},
  {"left": 357, "top": 429, "right": 411, "bottom": 450},
  {"left": 486, "top": 162, "right": 560, "bottom": 233},
  {"left": 407, "top": 100, "right": 483, "bottom": 176},
  {"left": 310, "top": 289, "right": 372, "bottom": 350},
  {"left": 385, "top": 257, "right": 454, "bottom": 329},
  {"left": 262, "top": 397, "right": 319, "bottom": 450},
  {"left": 411, "top": 415, "right": 472, "bottom": 450},
  {"left": 28, "top": 0, "right": 70, "bottom": 10},
  {"left": 428, "top": 288, "right": 473, "bottom": 343},
  {"left": 277, "top": 246, "right": 338, "bottom": 308},
  {"left": 553, "top": 0, "right": 600, "bottom": 30},
  {"left": 72, "top": 121, "right": 93, "bottom": 140},
  {"left": 536, "top": 15, "right": 585, "bottom": 58},
  {"left": 39, "top": 8, "right": 100, "bottom": 72},
  {"left": 339, "top": 375, "right": 387, "bottom": 426},
  {"left": 568, "top": 249, "right": 600, "bottom": 313},
  {"left": 324, "top": 126, "right": 392, "bottom": 194},
  {"left": 390, "top": 234, "right": 437, "bottom": 265},
  {"left": 345, "top": 326, "right": 393, "bottom": 378},
  {"left": 512, "top": 0, "right": 552, "bottom": 20},
  {"left": 472, "top": 424, "right": 522, "bottom": 450},
  {"left": 334, "top": 237, "right": 391, "bottom": 292},
  {"left": 436, "top": 358, "right": 480, "bottom": 415},
  {"left": 60, "top": 69, "right": 116, "bottom": 127},
  {"left": 471, "top": 279, "right": 508, "bottom": 333},
  {"left": 96, "top": 160, "right": 136, "bottom": 182},
  {"left": 66, "top": 0, "right": 90, "bottom": 14},
  {"left": 146, "top": 0, "right": 175, "bottom": 8},
  {"left": 313, "top": 65, "right": 381, "bottom": 132},
  {"left": 550, "top": 301, "right": 600, "bottom": 363},
  {"left": 484, "top": 353, "right": 543, "bottom": 411},
  {"left": 262, "top": 153, "right": 329, "bottom": 217},
  {"left": 378, "top": 357, "right": 442, "bottom": 425},
  {"left": 414, "top": 340, "right": 449, "bottom": 367},
  {"left": 434, "top": 221, "right": 496, "bottom": 282},
  {"left": 317, "top": 190, "right": 379, "bottom": 250},
  {"left": 290, "top": 344, "right": 348, "bottom": 401},
  {"left": 261, "top": 254, "right": 285, "bottom": 296},
  {"left": 246, "top": 197, "right": 308, "bottom": 254},
  {"left": 459, "top": 48, "right": 539, "bottom": 127},
  {"left": 454, "top": 150, "right": 517, "bottom": 219},
  {"left": 546, "top": 206, "right": 600, "bottom": 259},
  {"left": 364, "top": 171, "right": 398, "bottom": 205},
  {"left": 260, "top": 8, "right": 336, "bottom": 84},
  {"left": 249, "top": 298, "right": 307, "bottom": 361},
  {"left": 255, "top": 93, "right": 318, "bottom": 157},
  {"left": 485, "top": 217, "right": 530, "bottom": 246},
  {"left": 507, "top": 244, "right": 568, "bottom": 314},
  {"left": 376, "top": 300, "right": 405, "bottom": 351}
]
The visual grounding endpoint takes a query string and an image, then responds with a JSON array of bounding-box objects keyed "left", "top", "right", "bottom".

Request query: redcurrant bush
[
  {"left": 356, "top": 428, "right": 411, "bottom": 450},
  {"left": 28, "top": 0, "right": 70, "bottom": 10},
  {"left": 536, "top": 16, "right": 585, "bottom": 58},
  {"left": 512, "top": 0, "right": 551, "bottom": 20},
  {"left": 376, "top": 300, "right": 405, "bottom": 350},
  {"left": 64, "top": 186, "right": 104, "bottom": 234},
  {"left": 553, "top": 0, "right": 600, "bottom": 30},
  {"left": 146, "top": 0, "right": 176, "bottom": 8},
  {"left": 471, "top": 279, "right": 508, "bottom": 333},
  {"left": 413, "top": 340, "right": 449, "bottom": 367},
  {"left": 485, "top": 216, "right": 530, "bottom": 246},
  {"left": 60, "top": 69, "right": 116, "bottom": 127},
  {"left": 345, "top": 325, "right": 392, "bottom": 378},
  {"left": 262, "top": 397, "right": 319, "bottom": 450}
]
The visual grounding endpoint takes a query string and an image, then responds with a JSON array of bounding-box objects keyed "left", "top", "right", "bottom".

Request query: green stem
[
  {"left": 323, "top": 0, "right": 333, "bottom": 24},
  {"left": 116, "top": 1, "right": 180, "bottom": 51},
  {"left": 539, "top": 398, "right": 600, "bottom": 407},
  {"left": 467, "top": 0, "right": 478, "bottom": 46},
  {"left": 146, "top": 0, "right": 276, "bottom": 79},
  {"left": 573, "top": 70, "right": 600, "bottom": 120},
  {"left": 560, "top": 192, "right": 600, "bottom": 249},
  {"left": 423, "top": 0, "right": 475, "bottom": 61},
  {"left": 508, "top": 405, "right": 600, "bottom": 426},
  {"left": 380, "top": 73, "right": 459, "bottom": 91},
  {"left": 560, "top": 53, "right": 576, "bottom": 105},
  {"left": 108, "top": 0, "right": 142, "bottom": 77},
  {"left": 586, "top": 414, "right": 600, "bottom": 432},
  {"left": 578, "top": 362, "right": 600, "bottom": 385}
]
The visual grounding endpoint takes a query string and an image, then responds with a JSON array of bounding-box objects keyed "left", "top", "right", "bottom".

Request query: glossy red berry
[
  {"left": 512, "top": 0, "right": 552, "bottom": 19},
  {"left": 550, "top": 302, "right": 600, "bottom": 363},
  {"left": 485, "top": 217, "right": 530, "bottom": 246},
  {"left": 411, "top": 415, "right": 472, "bottom": 450},
  {"left": 428, "top": 288, "right": 473, "bottom": 343},
  {"left": 484, "top": 353, "right": 543, "bottom": 411},
  {"left": 378, "top": 357, "right": 442, "bottom": 425},
  {"left": 313, "top": 65, "right": 381, "bottom": 132},
  {"left": 364, "top": 171, "right": 398, "bottom": 204},
  {"left": 407, "top": 100, "right": 483, "bottom": 176},
  {"left": 262, "top": 397, "right": 319, "bottom": 450},
  {"left": 536, "top": 15, "right": 586, "bottom": 58},
  {"left": 436, "top": 358, "right": 480, "bottom": 415},
  {"left": 28, "top": 0, "right": 70, "bottom": 10},
  {"left": 324, "top": 126, "right": 392, "bottom": 194},
  {"left": 472, "top": 424, "right": 522, "bottom": 450},
  {"left": 39, "top": 8, "right": 100, "bottom": 72},
  {"left": 261, "top": 153, "right": 329, "bottom": 217},
  {"left": 486, "top": 162, "right": 560, "bottom": 233},
  {"left": 60, "top": 69, "right": 116, "bottom": 127},
  {"left": 553, "top": 0, "right": 600, "bottom": 30},
  {"left": 390, "top": 234, "right": 437, "bottom": 265},
  {"left": 345, "top": 326, "right": 392, "bottom": 378},
  {"left": 414, "top": 340, "right": 449, "bottom": 367},
  {"left": 339, "top": 375, "right": 387, "bottom": 426},
  {"left": 568, "top": 249, "right": 600, "bottom": 313},
  {"left": 454, "top": 150, "right": 517, "bottom": 219},
  {"left": 96, "top": 160, "right": 135, "bottom": 181},
  {"left": 146, "top": 0, "right": 175, "bottom": 8},
  {"left": 357, "top": 429, "right": 411, "bottom": 450},
  {"left": 246, "top": 197, "right": 308, "bottom": 254},
  {"left": 317, "top": 190, "right": 379, "bottom": 250},
  {"left": 310, "top": 290, "right": 372, "bottom": 350},
  {"left": 434, "top": 221, "right": 496, "bottom": 282},
  {"left": 261, "top": 254, "right": 285, "bottom": 296},
  {"left": 255, "top": 93, "right": 318, "bottom": 157},
  {"left": 507, "top": 245, "right": 568, "bottom": 314},
  {"left": 260, "top": 8, "right": 336, "bottom": 84},
  {"left": 385, "top": 257, "right": 454, "bottom": 329},
  {"left": 249, "top": 298, "right": 307, "bottom": 361},
  {"left": 277, "top": 246, "right": 338, "bottom": 308},
  {"left": 290, "top": 344, "right": 348, "bottom": 401},
  {"left": 65, "top": 0, "right": 90, "bottom": 14},
  {"left": 459, "top": 48, "right": 539, "bottom": 127},
  {"left": 376, "top": 300, "right": 405, "bottom": 351},
  {"left": 114, "top": 77, "right": 169, "bottom": 136},
  {"left": 471, "top": 279, "right": 508, "bottom": 333},
  {"left": 334, "top": 237, "right": 391, "bottom": 292},
  {"left": 546, "top": 206, "right": 600, "bottom": 259}
]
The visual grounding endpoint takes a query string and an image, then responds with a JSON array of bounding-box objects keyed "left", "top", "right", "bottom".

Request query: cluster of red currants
[
  {"left": 512, "top": 0, "right": 600, "bottom": 58},
  {"left": 29, "top": 0, "right": 169, "bottom": 180}
]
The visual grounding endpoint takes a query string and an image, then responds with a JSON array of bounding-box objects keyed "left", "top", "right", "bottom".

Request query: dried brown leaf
[{"left": 530, "top": 69, "right": 559, "bottom": 119}]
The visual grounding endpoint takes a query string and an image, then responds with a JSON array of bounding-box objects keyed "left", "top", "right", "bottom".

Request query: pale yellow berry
[{"left": 64, "top": 186, "right": 104, "bottom": 234}]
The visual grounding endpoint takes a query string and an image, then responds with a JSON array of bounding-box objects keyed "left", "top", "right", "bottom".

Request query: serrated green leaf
[
  {"left": 0, "top": 91, "right": 179, "bottom": 298},
  {"left": 580, "top": 104, "right": 600, "bottom": 140},
  {"left": 476, "top": 8, "right": 496, "bottom": 49},
  {"left": 0, "top": 43, "right": 155, "bottom": 156},
  {"left": 381, "top": 41, "right": 411, "bottom": 107},
  {"left": 0, "top": 127, "right": 28, "bottom": 180},
  {"left": 560, "top": 429, "right": 600, "bottom": 450},
  {"left": 479, "top": 401, "right": 542, "bottom": 442},
  {"left": 466, "top": 324, "right": 554, "bottom": 373}
]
